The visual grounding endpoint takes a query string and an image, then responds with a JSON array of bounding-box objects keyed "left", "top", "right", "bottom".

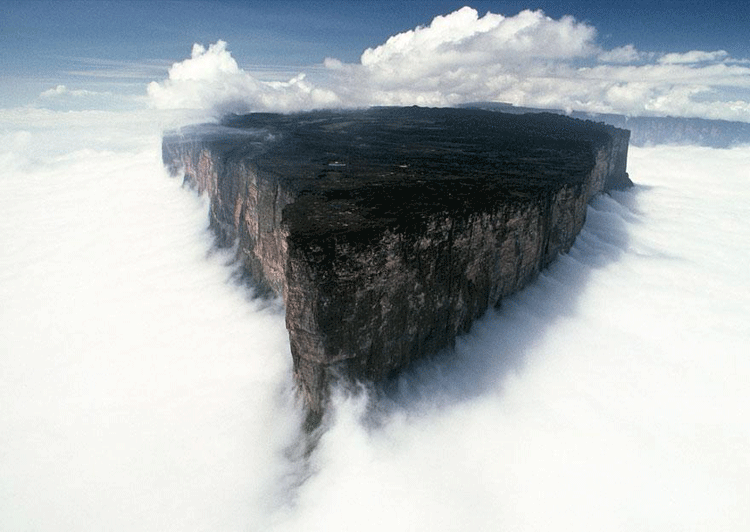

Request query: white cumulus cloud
[
  {"left": 147, "top": 41, "right": 340, "bottom": 116},
  {"left": 147, "top": 9, "right": 750, "bottom": 122}
]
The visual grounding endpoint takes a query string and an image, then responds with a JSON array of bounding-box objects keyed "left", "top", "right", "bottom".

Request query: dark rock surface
[{"left": 162, "top": 106, "right": 631, "bottom": 415}]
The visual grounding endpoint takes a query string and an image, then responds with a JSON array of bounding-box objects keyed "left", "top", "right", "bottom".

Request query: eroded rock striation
[{"left": 162, "top": 107, "right": 631, "bottom": 415}]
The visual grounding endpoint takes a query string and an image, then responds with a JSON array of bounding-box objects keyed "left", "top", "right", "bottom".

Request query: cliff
[{"left": 162, "top": 107, "right": 631, "bottom": 417}]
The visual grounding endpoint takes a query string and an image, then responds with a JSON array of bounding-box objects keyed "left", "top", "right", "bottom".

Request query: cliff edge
[{"left": 162, "top": 107, "right": 631, "bottom": 416}]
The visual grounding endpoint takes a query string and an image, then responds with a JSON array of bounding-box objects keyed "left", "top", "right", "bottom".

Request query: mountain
[
  {"left": 162, "top": 107, "right": 630, "bottom": 422},
  {"left": 463, "top": 102, "right": 750, "bottom": 148}
]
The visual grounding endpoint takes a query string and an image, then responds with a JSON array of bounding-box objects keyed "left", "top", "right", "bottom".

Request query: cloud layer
[
  {"left": 7, "top": 6, "right": 749, "bottom": 530},
  {"left": 147, "top": 7, "right": 750, "bottom": 121},
  {"left": 3, "top": 103, "right": 749, "bottom": 529}
]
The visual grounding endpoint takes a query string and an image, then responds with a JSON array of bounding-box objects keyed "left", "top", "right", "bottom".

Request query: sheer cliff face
[{"left": 163, "top": 108, "right": 630, "bottom": 414}]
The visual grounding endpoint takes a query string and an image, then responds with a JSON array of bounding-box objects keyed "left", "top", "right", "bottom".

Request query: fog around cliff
[
  {"left": 3, "top": 3, "right": 750, "bottom": 530},
  {"left": 146, "top": 7, "right": 750, "bottom": 122},
  {"left": 3, "top": 99, "right": 750, "bottom": 530}
]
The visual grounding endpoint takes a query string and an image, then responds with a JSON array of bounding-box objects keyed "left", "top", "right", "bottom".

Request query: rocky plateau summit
[{"left": 162, "top": 106, "right": 631, "bottom": 419}]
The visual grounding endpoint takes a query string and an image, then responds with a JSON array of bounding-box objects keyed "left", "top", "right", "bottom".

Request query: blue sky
[
  {"left": 4, "top": 1, "right": 748, "bottom": 70},
  {"left": 2, "top": 1, "right": 749, "bottom": 119}
]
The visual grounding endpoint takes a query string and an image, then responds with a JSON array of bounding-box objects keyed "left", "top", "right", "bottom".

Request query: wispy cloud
[
  {"left": 658, "top": 50, "right": 729, "bottom": 64},
  {"left": 36, "top": 82, "right": 146, "bottom": 112},
  {"left": 598, "top": 44, "right": 649, "bottom": 64},
  {"left": 61, "top": 56, "right": 171, "bottom": 81},
  {"left": 40, "top": 84, "right": 108, "bottom": 98}
]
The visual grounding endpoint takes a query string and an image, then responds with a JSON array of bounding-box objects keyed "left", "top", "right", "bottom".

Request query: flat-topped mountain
[{"left": 162, "top": 107, "right": 631, "bottom": 418}]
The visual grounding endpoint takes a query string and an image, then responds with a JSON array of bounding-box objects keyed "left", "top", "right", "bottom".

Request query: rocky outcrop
[{"left": 162, "top": 107, "right": 630, "bottom": 416}]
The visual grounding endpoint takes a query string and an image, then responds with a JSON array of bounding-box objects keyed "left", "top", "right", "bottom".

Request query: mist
[
  {"left": 0, "top": 109, "right": 303, "bottom": 531},
  {"left": 273, "top": 145, "right": 749, "bottom": 531},
  {"left": 2, "top": 100, "right": 748, "bottom": 531}
]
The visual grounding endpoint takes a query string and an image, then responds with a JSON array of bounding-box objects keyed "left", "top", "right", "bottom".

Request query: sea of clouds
[{"left": 2, "top": 6, "right": 750, "bottom": 532}]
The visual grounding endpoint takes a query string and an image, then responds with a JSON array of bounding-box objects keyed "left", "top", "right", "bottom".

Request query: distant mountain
[{"left": 463, "top": 102, "right": 750, "bottom": 148}]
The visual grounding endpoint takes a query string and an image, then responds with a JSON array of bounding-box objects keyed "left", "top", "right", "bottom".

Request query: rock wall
[{"left": 163, "top": 107, "right": 630, "bottom": 415}]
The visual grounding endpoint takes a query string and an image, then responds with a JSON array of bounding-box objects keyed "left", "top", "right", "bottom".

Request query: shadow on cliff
[{"left": 336, "top": 185, "right": 648, "bottom": 427}]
